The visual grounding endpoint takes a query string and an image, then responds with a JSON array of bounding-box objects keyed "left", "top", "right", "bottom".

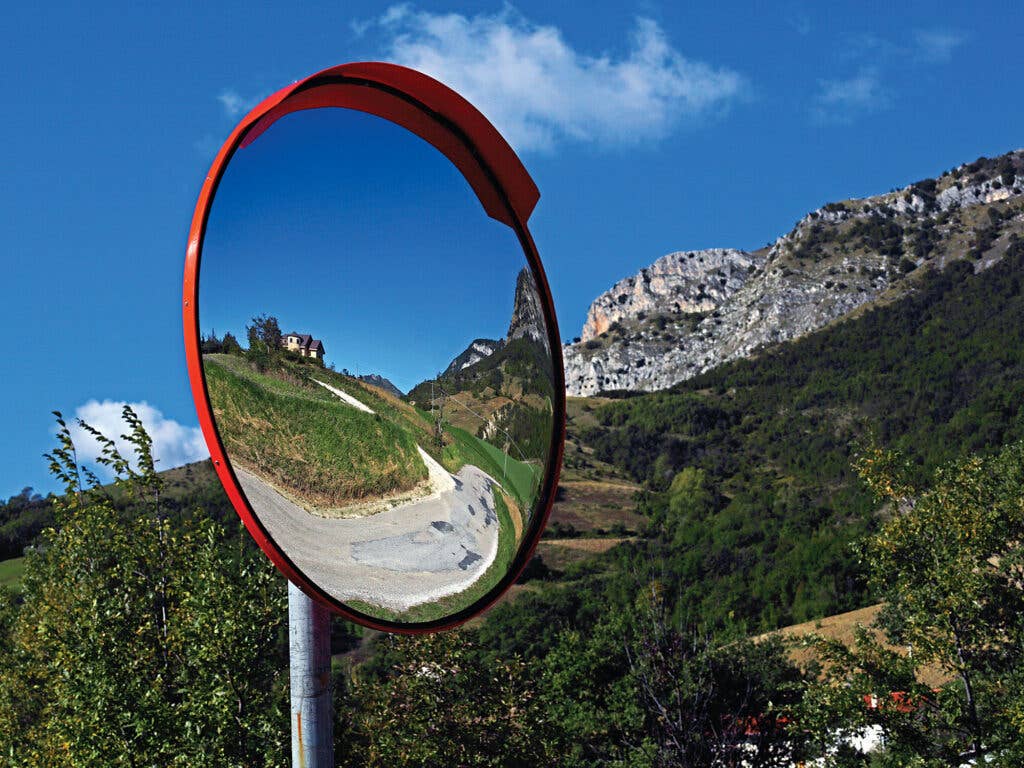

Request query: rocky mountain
[
  {"left": 565, "top": 150, "right": 1024, "bottom": 396},
  {"left": 579, "top": 248, "right": 761, "bottom": 342},
  {"left": 407, "top": 267, "right": 554, "bottom": 462},
  {"left": 506, "top": 267, "right": 547, "bottom": 345},
  {"left": 357, "top": 373, "right": 404, "bottom": 398},
  {"left": 436, "top": 268, "right": 548, "bottom": 379},
  {"left": 442, "top": 339, "right": 504, "bottom": 376}
]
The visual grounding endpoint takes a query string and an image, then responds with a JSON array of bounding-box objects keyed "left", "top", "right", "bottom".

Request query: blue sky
[
  {"left": 3, "top": 1, "right": 1023, "bottom": 498},
  {"left": 202, "top": 106, "right": 531, "bottom": 393}
]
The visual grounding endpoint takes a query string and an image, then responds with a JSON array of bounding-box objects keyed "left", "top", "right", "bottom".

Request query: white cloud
[
  {"left": 813, "top": 68, "right": 889, "bottom": 123},
  {"left": 68, "top": 400, "right": 208, "bottom": 478},
  {"left": 788, "top": 13, "right": 811, "bottom": 37},
  {"left": 912, "top": 29, "right": 966, "bottom": 63},
  {"left": 217, "top": 89, "right": 263, "bottom": 118},
  {"left": 363, "top": 5, "right": 745, "bottom": 151},
  {"left": 815, "top": 28, "right": 966, "bottom": 125}
]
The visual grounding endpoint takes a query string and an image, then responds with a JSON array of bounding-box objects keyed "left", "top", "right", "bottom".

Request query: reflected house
[{"left": 282, "top": 332, "right": 325, "bottom": 361}]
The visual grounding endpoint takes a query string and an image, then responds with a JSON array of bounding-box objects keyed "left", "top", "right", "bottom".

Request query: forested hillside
[
  {"left": 3, "top": 244, "right": 1024, "bottom": 763},
  {"left": 4, "top": 242, "right": 1022, "bottom": 636},
  {"left": 571, "top": 245, "right": 1024, "bottom": 628}
]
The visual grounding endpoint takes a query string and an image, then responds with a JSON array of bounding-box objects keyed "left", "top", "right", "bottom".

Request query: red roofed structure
[{"left": 283, "top": 332, "right": 325, "bottom": 361}]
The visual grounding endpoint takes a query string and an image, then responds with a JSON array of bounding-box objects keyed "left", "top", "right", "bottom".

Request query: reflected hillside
[
  {"left": 204, "top": 352, "right": 432, "bottom": 513},
  {"left": 198, "top": 267, "right": 555, "bottom": 621},
  {"left": 408, "top": 268, "right": 555, "bottom": 528}
]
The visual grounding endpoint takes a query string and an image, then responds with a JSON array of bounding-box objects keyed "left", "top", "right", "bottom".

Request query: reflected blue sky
[{"left": 201, "top": 108, "right": 528, "bottom": 393}]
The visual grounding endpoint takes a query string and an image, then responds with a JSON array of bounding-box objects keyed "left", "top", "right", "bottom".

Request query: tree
[
  {"left": 668, "top": 467, "right": 712, "bottom": 518},
  {"left": 0, "top": 408, "right": 288, "bottom": 766},
  {"left": 801, "top": 441, "right": 1024, "bottom": 765},
  {"left": 535, "top": 612, "right": 646, "bottom": 767},
  {"left": 246, "top": 313, "right": 282, "bottom": 354},
  {"left": 221, "top": 331, "right": 242, "bottom": 354},
  {"left": 200, "top": 330, "right": 223, "bottom": 353},
  {"left": 340, "top": 631, "right": 555, "bottom": 767},
  {"left": 528, "top": 582, "right": 806, "bottom": 768},
  {"left": 624, "top": 584, "right": 805, "bottom": 768}
]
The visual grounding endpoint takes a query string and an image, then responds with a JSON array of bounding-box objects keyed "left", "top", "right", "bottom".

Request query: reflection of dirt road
[
  {"left": 238, "top": 464, "right": 500, "bottom": 612},
  {"left": 237, "top": 376, "right": 501, "bottom": 613}
]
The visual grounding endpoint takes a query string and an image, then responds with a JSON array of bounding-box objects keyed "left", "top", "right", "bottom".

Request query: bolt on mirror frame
[{"left": 183, "top": 62, "right": 566, "bottom": 633}]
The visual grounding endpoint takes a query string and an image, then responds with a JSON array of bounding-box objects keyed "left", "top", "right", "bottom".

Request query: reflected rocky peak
[{"left": 506, "top": 268, "right": 547, "bottom": 347}]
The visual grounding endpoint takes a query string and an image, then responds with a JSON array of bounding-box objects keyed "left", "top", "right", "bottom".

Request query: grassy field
[
  {"left": 539, "top": 397, "right": 643, "bottom": 539},
  {"left": 311, "top": 366, "right": 441, "bottom": 461},
  {"left": 545, "top": 479, "right": 644, "bottom": 535},
  {"left": 0, "top": 557, "right": 25, "bottom": 590},
  {"left": 346, "top": 488, "right": 518, "bottom": 624},
  {"left": 758, "top": 604, "right": 950, "bottom": 687},
  {"left": 204, "top": 355, "right": 427, "bottom": 508},
  {"left": 536, "top": 537, "right": 632, "bottom": 571}
]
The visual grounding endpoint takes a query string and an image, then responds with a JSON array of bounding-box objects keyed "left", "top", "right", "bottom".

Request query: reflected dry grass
[{"left": 204, "top": 354, "right": 427, "bottom": 508}]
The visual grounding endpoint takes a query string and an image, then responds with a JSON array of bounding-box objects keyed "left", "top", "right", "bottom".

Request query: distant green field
[
  {"left": 442, "top": 426, "right": 540, "bottom": 511},
  {"left": 0, "top": 557, "right": 25, "bottom": 590},
  {"left": 204, "top": 355, "right": 427, "bottom": 508}
]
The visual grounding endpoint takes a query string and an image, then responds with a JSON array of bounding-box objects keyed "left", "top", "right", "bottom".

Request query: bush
[{"left": 0, "top": 409, "right": 288, "bottom": 765}]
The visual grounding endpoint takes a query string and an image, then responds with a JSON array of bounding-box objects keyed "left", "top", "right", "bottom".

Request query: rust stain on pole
[
  {"left": 295, "top": 712, "right": 305, "bottom": 768},
  {"left": 290, "top": 581, "right": 333, "bottom": 767}
]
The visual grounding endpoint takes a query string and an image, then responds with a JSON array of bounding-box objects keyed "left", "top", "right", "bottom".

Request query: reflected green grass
[{"left": 204, "top": 354, "right": 427, "bottom": 508}]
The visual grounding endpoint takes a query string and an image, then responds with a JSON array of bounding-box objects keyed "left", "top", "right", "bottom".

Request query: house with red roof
[{"left": 282, "top": 332, "right": 325, "bottom": 361}]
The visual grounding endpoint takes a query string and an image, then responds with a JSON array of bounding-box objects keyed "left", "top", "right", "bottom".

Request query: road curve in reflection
[{"left": 236, "top": 460, "right": 501, "bottom": 613}]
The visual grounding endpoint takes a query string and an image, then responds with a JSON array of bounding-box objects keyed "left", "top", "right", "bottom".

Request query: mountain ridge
[
  {"left": 442, "top": 339, "right": 504, "bottom": 377},
  {"left": 357, "top": 373, "right": 404, "bottom": 398},
  {"left": 435, "top": 267, "right": 548, "bottom": 381},
  {"left": 564, "top": 149, "right": 1024, "bottom": 395}
]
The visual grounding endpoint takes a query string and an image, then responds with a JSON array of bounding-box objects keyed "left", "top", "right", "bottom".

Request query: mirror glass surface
[{"left": 199, "top": 107, "right": 555, "bottom": 623}]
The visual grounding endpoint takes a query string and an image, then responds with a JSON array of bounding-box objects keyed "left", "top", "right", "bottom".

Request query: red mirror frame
[{"left": 183, "top": 62, "right": 565, "bottom": 633}]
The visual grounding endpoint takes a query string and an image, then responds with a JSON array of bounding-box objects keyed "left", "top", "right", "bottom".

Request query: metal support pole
[{"left": 288, "top": 581, "right": 334, "bottom": 768}]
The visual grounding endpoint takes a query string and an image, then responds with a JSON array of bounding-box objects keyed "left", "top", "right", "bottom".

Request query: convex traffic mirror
[{"left": 183, "top": 64, "right": 565, "bottom": 631}]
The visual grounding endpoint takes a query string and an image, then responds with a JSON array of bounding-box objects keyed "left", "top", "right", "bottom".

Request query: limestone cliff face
[
  {"left": 564, "top": 150, "right": 1024, "bottom": 396},
  {"left": 580, "top": 249, "right": 759, "bottom": 341}
]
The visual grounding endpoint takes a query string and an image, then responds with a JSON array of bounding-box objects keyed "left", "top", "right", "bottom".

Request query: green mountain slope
[
  {"left": 575, "top": 243, "right": 1024, "bottom": 628},
  {"left": 442, "top": 425, "right": 540, "bottom": 510}
]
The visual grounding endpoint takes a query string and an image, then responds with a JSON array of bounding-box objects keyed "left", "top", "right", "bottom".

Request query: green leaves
[
  {"left": 0, "top": 409, "right": 288, "bottom": 767},
  {"left": 341, "top": 631, "right": 553, "bottom": 768},
  {"left": 805, "top": 440, "right": 1024, "bottom": 765}
]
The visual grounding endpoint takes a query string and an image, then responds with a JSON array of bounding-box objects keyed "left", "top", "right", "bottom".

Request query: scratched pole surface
[{"left": 289, "top": 581, "right": 334, "bottom": 768}]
